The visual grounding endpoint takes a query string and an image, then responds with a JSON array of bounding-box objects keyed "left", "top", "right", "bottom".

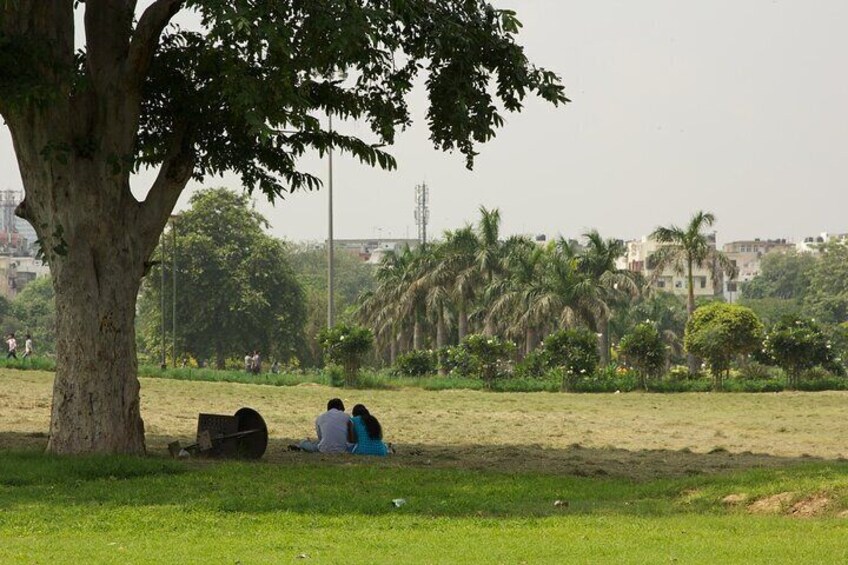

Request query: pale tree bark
[
  {"left": 389, "top": 335, "right": 398, "bottom": 365},
  {"left": 597, "top": 316, "right": 611, "bottom": 367},
  {"left": 686, "top": 257, "right": 699, "bottom": 374},
  {"left": 2, "top": 0, "right": 189, "bottom": 454},
  {"left": 435, "top": 308, "right": 447, "bottom": 349},
  {"left": 525, "top": 327, "right": 538, "bottom": 357},
  {"left": 457, "top": 302, "right": 468, "bottom": 341},
  {"left": 413, "top": 317, "right": 424, "bottom": 350}
]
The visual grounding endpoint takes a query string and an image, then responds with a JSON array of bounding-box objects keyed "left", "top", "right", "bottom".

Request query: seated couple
[{"left": 295, "top": 398, "right": 389, "bottom": 456}]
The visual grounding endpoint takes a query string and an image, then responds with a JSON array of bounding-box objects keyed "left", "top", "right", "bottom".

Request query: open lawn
[{"left": 2, "top": 370, "right": 848, "bottom": 563}]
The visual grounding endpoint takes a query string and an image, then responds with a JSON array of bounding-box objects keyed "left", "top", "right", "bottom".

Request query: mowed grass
[{"left": 3, "top": 370, "right": 848, "bottom": 563}]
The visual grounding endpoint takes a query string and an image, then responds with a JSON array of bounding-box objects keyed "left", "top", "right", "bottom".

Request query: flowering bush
[
  {"left": 317, "top": 323, "right": 373, "bottom": 386},
  {"left": 459, "top": 334, "right": 516, "bottom": 387},
  {"left": 619, "top": 322, "right": 666, "bottom": 390},
  {"left": 437, "top": 345, "right": 480, "bottom": 378},
  {"left": 543, "top": 328, "right": 600, "bottom": 391},
  {"left": 394, "top": 349, "right": 437, "bottom": 377},
  {"left": 762, "top": 317, "right": 844, "bottom": 389}
]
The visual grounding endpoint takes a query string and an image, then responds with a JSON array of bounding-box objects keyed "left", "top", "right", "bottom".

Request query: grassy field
[{"left": 2, "top": 369, "right": 848, "bottom": 563}]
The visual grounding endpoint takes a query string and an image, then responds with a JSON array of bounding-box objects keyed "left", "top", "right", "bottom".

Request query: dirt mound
[
  {"left": 721, "top": 493, "right": 748, "bottom": 506},
  {"left": 789, "top": 494, "right": 831, "bottom": 517},
  {"left": 747, "top": 492, "right": 795, "bottom": 514}
]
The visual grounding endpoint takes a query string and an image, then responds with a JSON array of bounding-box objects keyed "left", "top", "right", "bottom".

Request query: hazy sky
[{"left": 1, "top": 1, "right": 847, "bottom": 244}]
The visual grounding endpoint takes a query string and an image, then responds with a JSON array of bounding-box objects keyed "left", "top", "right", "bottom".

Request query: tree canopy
[
  {"left": 0, "top": 1, "right": 567, "bottom": 454},
  {"left": 684, "top": 302, "right": 763, "bottom": 390},
  {"left": 802, "top": 242, "right": 848, "bottom": 325},
  {"left": 740, "top": 251, "right": 816, "bottom": 302},
  {"left": 138, "top": 188, "right": 306, "bottom": 368}
]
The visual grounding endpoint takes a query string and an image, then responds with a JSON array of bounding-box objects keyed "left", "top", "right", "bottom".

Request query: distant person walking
[
  {"left": 6, "top": 333, "right": 17, "bottom": 359},
  {"left": 22, "top": 334, "right": 32, "bottom": 359},
  {"left": 244, "top": 352, "right": 252, "bottom": 372}
]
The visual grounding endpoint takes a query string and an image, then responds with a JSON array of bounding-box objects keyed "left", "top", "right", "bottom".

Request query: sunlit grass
[{"left": 1, "top": 452, "right": 848, "bottom": 563}]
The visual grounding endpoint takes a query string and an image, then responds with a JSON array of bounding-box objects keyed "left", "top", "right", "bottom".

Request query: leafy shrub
[
  {"left": 667, "top": 365, "right": 695, "bottom": 381},
  {"left": 543, "top": 328, "right": 599, "bottom": 391},
  {"left": 762, "top": 317, "right": 844, "bottom": 389},
  {"left": 458, "top": 334, "right": 516, "bottom": 387},
  {"left": 394, "top": 350, "right": 437, "bottom": 377},
  {"left": 323, "top": 364, "right": 346, "bottom": 387},
  {"left": 737, "top": 361, "right": 776, "bottom": 381},
  {"left": 684, "top": 302, "right": 763, "bottom": 390},
  {"left": 619, "top": 323, "right": 666, "bottom": 390},
  {"left": 514, "top": 349, "right": 547, "bottom": 379},
  {"left": 796, "top": 366, "right": 848, "bottom": 391},
  {"left": 569, "top": 364, "right": 638, "bottom": 393},
  {"left": 437, "top": 345, "right": 480, "bottom": 378},
  {"left": 317, "top": 323, "right": 374, "bottom": 386}
]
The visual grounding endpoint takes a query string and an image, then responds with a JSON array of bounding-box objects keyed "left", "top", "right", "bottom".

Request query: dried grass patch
[
  {"left": 747, "top": 492, "right": 796, "bottom": 514},
  {"left": 2, "top": 370, "right": 848, "bottom": 480}
]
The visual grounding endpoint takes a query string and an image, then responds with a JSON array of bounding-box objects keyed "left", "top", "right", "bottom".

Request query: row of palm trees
[{"left": 357, "top": 208, "right": 736, "bottom": 369}]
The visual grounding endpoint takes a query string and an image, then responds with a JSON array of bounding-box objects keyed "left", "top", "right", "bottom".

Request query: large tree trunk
[
  {"left": 2, "top": 0, "right": 192, "bottom": 454},
  {"left": 49, "top": 238, "right": 146, "bottom": 454}
]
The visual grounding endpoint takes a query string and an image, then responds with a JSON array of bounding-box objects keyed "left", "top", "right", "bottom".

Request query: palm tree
[
  {"left": 578, "top": 230, "right": 639, "bottom": 365},
  {"left": 512, "top": 239, "right": 590, "bottom": 340},
  {"left": 650, "top": 211, "right": 738, "bottom": 373},
  {"left": 425, "top": 226, "right": 477, "bottom": 341},
  {"left": 485, "top": 237, "right": 547, "bottom": 354},
  {"left": 472, "top": 207, "right": 506, "bottom": 335},
  {"left": 367, "top": 245, "right": 416, "bottom": 362},
  {"left": 399, "top": 243, "right": 436, "bottom": 351}
]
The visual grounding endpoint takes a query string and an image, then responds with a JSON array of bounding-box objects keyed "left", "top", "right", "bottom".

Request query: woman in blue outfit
[{"left": 347, "top": 404, "right": 388, "bottom": 456}]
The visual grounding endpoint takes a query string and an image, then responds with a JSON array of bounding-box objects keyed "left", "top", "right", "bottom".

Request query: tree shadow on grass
[{"left": 2, "top": 431, "right": 848, "bottom": 519}]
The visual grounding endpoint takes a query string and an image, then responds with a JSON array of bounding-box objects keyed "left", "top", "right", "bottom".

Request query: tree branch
[
  {"left": 84, "top": 0, "right": 136, "bottom": 90},
  {"left": 138, "top": 122, "right": 194, "bottom": 254},
  {"left": 126, "top": 0, "right": 184, "bottom": 88}
]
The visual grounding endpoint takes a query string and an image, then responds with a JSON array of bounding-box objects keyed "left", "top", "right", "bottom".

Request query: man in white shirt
[
  {"left": 6, "top": 333, "right": 16, "bottom": 359},
  {"left": 295, "top": 399, "right": 350, "bottom": 453},
  {"left": 23, "top": 334, "right": 33, "bottom": 359}
]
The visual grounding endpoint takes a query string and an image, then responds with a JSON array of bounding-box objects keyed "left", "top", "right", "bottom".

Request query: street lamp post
[
  {"left": 160, "top": 231, "right": 166, "bottom": 369},
  {"left": 327, "top": 113, "right": 335, "bottom": 329},
  {"left": 171, "top": 215, "right": 178, "bottom": 367}
]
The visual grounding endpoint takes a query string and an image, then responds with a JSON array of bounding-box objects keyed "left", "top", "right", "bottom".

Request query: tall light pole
[
  {"left": 327, "top": 113, "right": 335, "bottom": 328},
  {"left": 171, "top": 215, "right": 178, "bottom": 367},
  {"left": 160, "top": 231, "right": 166, "bottom": 369}
]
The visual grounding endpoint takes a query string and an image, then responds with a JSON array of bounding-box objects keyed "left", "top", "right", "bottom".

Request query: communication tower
[{"left": 413, "top": 183, "right": 429, "bottom": 245}]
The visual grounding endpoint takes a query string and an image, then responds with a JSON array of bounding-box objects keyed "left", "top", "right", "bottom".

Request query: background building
[{"left": 619, "top": 234, "right": 723, "bottom": 298}]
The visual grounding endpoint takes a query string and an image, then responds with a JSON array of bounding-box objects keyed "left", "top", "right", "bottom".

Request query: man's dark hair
[{"left": 327, "top": 398, "right": 345, "bottom": 412}]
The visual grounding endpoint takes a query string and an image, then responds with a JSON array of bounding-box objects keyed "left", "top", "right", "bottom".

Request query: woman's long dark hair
[{"left": 352, "top": 404, "right": 382, "bottom": 440}]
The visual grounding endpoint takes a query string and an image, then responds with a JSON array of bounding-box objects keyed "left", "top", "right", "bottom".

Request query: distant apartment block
[
  {"left": 618, "top": 234, "right": 723, "bottom": 298},
  {"left": 721, "top": 238, "right": 795, "bottom": 301},
  {"left": 327, "top": 238, "right": 421, "bottom": 264},
  {"left": 0, "top": 256, "right": 50, "bottom": 299},
  {"left": 796, "top": 232, "right": 848, "bottom": 254},
  {"left": 0, "top": 190, "right": 49, "bottom": 298}
]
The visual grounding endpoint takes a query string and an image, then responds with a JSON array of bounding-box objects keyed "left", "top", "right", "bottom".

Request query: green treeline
[{"left": 8, "top": 190, "right": 848, "bottom": 393}]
